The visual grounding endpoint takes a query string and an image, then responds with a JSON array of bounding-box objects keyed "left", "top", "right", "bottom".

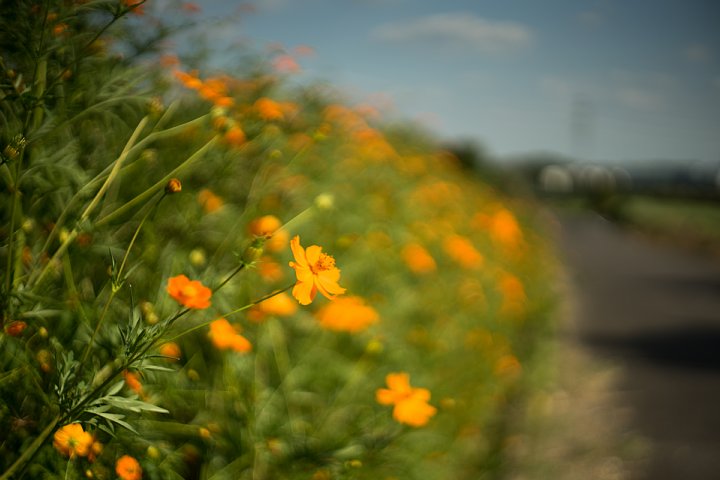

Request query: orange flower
[
  {"left": 443, "top": 234, "right": 484, "bottom": 270},
  {"left": 254, "top": 97, "right": 284, "bottom": 121},
  {"left": 173, "top": 69, "right": 202, "bottom": 90},
  {"left": 122, "top": 370, "right": 144, "bottom": 396},
  {"left": 88, "top": 436, "right": 103, "bottom": 463},
  {"left": 116, "top": 455, "right": 142, "bottom": 480},
  {"left": 257, "top": 256, "right": 284, "bottom": 283},
  {"left": 315, "top": 296, "right": 379, "bottom": 333},
  {"left": 259, "top": 292, "right": 298, "bottom": 316},
  {"left": 53, "top": 423, "right": 93, "bottom": 458},
  {"left": 247, "top": 292, "right": 298, "bottom": 322},
  {"left": 167, "top": 274, "right": 212, "bottom": 309},
  {"left": 208, "top": 318, "right": 252, "bottom": 353},
  {"left": 401, "top": 243, "right": 436, "bottom": 274},
  {"left": 490, "top": 208, "right": 524, "bottom": 250},
  {"left": 4, "top": 320, "right": 27, "bottom": 336},
  {"left": 159, "top": 342, "right": 182, "bottom": 360},
  {"left": 288, "top": 236, "right": 346, "bottom": 305},
  {"left": 498, "top": 273, "right": 526, "bottom": 317},
  {"left": 224, "top": 125, "right": 246, "bottom": 148},
  {"left": 197, "top": 188, "right": 224, "bottom": 213},
  {"left": 376, "top": 373, "right": 437, "bottom": 427}
]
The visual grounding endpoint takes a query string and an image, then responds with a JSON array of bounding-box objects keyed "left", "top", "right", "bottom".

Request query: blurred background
[{"left": 126, "top": 1, "right": 720, "bottom": 478}]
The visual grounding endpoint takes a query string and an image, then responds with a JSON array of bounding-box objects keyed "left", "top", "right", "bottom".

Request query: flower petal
[
  {"left": 290, "top": 236, "right": 308, "bottom": 268},
  {"left": 305, "top": 245, "right": 322, "bottom": 266},
  {"left": 292, "top": 279, "right": 315, "bottom": 305}
]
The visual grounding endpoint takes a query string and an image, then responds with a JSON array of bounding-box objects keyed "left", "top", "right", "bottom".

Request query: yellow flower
[
  {"left": 53, "top": 423, "right": 93, "bottom": 458},
  {"left": 115, "top": 455, "right": 142, "bottom": 480},
  {"left": 315, "top": 296, "right": 379, "bottom": 333},
  {"left": 166, "top": 275, "right": 212, "bottom": 309},
  {"left": 208, "top": 318, "right": 252, "bottom": 353},
  {"left": 288, "top": 236, "right": 346, "bottom": 305},
  {"left": 376, "top": 373, "right": 437, "bottom": 427}
]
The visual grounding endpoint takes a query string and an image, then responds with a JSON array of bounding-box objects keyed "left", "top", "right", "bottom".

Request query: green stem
[
  {"left": 165, "top": 284, "right": 295, "bottom": 343},
  {"left": 95, "top": 135, "right": 218, "bottom": 227},
  {"left": 29, "top": 117, "right": 149, "bottom": 290},
  {"left": 39, "top": 114, "right": 209, "bottom": 257},
  {"left": 79, "top": 192, "right": 165, "bottom": 365},
  {"left": 213, "top": 263, "right": 246, "bottom": 293}
]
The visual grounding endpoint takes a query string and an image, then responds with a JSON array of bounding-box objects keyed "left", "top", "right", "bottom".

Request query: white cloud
[{"left": 370, "top": 13, "right": 533, "bottom": 54}]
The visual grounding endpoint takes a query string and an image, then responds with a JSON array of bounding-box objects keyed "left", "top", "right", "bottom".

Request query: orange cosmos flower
[
  {"left": 401, "top": 243, "right": 436, "bottom": 275},
  {"left": 288, "top": 236, "right": 346, "bottom": 305},
  {"left": 166, "top": 275, "right": 212, "bottom": 309},
  {"left": 173, "top": 69, "right": 202, "bottom": 90},
  {"left": 259, "top": 292, "right": 298, "bottom": 316},
  {"left": 197, "top": 188, "right": 224, "bottom": 213},
  {"left": 116, "top": 455, "right": 142, "bottom": 480},
  {"left": 254, "top": 97, "right": 284, "bottom": 121},
  {"left": 490, "top": 208, "right": 524, "bottom": 250},
  {"left": 443, "top": 234, "right": 484, "bottom": 270},
  {"left": 159, "top": 342, "right": 182, "bottom": 360},
  {"left": 257, "top": 256, "right": 284, "bottom": 283},
  {"left": 315, "top": 296, "right": 379, "bottom": 333},
  {"left": 53, "top": 423, "right": 93, "bottom": 458},
  {"left": 208, "top": 318, "right": 252, "bottom": 353},
  {"left": 4, "top": 320, "right": 27, "bottom": 336},
  {"left": 122, "top": 370, "right": 144, "bottom": 397},
  {"left": 376, "top": 373, "right": 437, "bottom": 427},
  {"left": 224, "top": 125, "right": 246, "bottom": 148}
]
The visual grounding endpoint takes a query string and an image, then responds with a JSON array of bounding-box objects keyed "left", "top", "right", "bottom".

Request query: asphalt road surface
[{"left": 556, "top": 211, "right": 720, "bottom": 480}]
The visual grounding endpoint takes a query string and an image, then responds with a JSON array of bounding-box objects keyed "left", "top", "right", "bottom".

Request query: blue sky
[{"left": 177, "top": 0, "right": 720, "bottom": 164}]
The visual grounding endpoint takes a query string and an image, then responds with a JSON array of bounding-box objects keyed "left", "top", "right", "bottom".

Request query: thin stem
[
  {"left": 117, "top": 193, "right": 165, "bottom": 280},
  {"left": 95, "top": 135, "right": 218, "bottom": 227},
  {"left": 79, "top": 117, "right": 149, "bottom": 223},
  {"left": 213, "top": 263, "right": 246, "bottom": 293},
  {"left": 79, "top": 192, "right": 165, "bottom": 365},
  {"left": 165, "top": 284, "right": 295, "bottom": 343},
  {"left": 39, "top": 114, "right": 209, "bottom": 257},
  {"left": 28, "top": 117, "right": 150, "bottom": 290}
]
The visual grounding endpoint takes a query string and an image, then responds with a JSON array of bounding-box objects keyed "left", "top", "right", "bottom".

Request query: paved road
[{"left": 555, "top": 212, "right": 720, "bottom": 480}]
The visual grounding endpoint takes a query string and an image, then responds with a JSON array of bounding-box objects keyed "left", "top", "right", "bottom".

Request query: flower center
[
  {"left": 182, "top": 284, "right": 198, "bottom": 298},
  {"left": 311, "top": 253, "right": 336, "bottom": 274}
]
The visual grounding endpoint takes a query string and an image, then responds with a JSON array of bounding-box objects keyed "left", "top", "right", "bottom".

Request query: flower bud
[
  {"left": 165, "top": 178, "right": 182, "bottom": 194},
  {"left": 5, "top": 320, "right": 27, "bottom": 336},
  {"left": 242, "top": 238, "right": 265, "bottom": 265}
]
